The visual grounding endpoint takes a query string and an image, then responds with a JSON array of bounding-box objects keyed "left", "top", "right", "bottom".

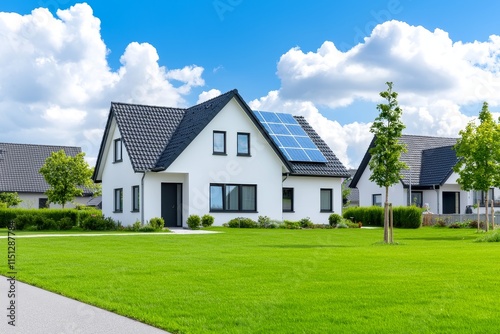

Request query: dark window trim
[
  {"left": 283, "top": 187, "right": 294, "bottom": 212},
  {"left": 131, "top": 185, "right": 140, "bottom": 212},
  {"left": 114, "top": 138, "right": 123, "bottom": 163},
  {"left": 372, "top": 194, "right": 382, "bottom": 207},
  {"left": 237, "top": 132, "right": 251, "bottom": 156},
  {"left": 213, "top": 131, "right": 227, "bottom": 155},
  {"left": 474, "top": 189, "right": 500, "bottom": 207},
  {"left": 320, "top": 188, "right": 333, "bottom": 212},
  {"left": 410, "top": 191, "right": 423, "bottom": 207},
  {"left": 114, "top": 188, "right": 123, "bottom": 213},
  {"left": 209, "top": 183, "right": 257, "bottom": 212}
]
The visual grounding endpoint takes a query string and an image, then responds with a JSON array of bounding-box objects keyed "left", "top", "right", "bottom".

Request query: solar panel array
[{"left": 253, "top": 111, "right": 327, "bottom": 163}]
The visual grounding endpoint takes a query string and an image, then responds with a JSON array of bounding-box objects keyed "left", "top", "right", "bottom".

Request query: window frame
[
  {"left": 114, "top": 188, "right": 123, "bottom": 213},
  {"left": 131, "top": 185, "right": 140, "bottom": 212},
  {"left": 209, "top": 183, "right": 257, "bottom": 212},
  {"left": 372, "top": 194, "right": 382, "bottom": 207},
  {"left": 237, "top": 132, "right": 251, "bottom": 156},
  {"left": 320, "top": 188, "right": 333, "bottom": 212},
  {"left": 114, "top": 138, "right": 123, "bottom": 162},
  {"left": 282, "top": 188, "right": 294, "bottom": 212},
  {"left": 213, "top": 131, "right": 227, "bottom": 155}
]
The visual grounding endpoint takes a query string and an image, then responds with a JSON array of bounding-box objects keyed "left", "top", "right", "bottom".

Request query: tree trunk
[
  {"left": 384, "top": 186, "right": 389, "bottom": 243},
  {"left": 389, "top": 203, "right": 394, "bottom": 244},
  {"left": 485, "top": 191, "right": 489, "bottom": 232}
]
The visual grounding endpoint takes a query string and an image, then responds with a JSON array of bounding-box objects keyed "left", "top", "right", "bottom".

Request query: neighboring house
[
  {"left": 350, "top": 135, "right": 470, "bottom": 214},
  {"left": 92, "top": 89, "right": 350, "bottom": 227},
  {"left": 345, "top": 169, "right": 359, "bottom": 207},
  {"left": 0, "top": 143, "right": 94, "bottom": 208}
]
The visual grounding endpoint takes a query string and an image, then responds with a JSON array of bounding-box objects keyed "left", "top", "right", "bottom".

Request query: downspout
[{"left": 141, "top": 171, "right": 146, "bottom": 224}]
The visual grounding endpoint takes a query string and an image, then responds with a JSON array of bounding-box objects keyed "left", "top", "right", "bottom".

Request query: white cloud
[
  {"left": 197, "top": 89, "right": 222, "bottom": 104},
  {"left": 256, "top": 20, "right": 500, "bottom": 168},
  {"left": 0, "top": 3, "right": 206, "bottom": 162}
]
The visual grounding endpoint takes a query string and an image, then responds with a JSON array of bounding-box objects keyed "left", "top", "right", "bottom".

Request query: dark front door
[
  {"left": 161, "top": 183, "right": 182, "bottom": 227},
  {"left": 442, "top": 192, "right": 460, "bottom": 214}
]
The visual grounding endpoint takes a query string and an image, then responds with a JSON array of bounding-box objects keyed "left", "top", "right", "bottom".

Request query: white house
[
  {"left": 92, "top": 89, "right": 350, "bottom": 227},
  {"left": 350, "top": 135, "right": 500, "bottom": 214},
  {"left": 0, "top": 142, "right": 94, "bottom": 208}
]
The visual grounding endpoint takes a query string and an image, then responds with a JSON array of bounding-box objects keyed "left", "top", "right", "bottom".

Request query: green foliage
[
  {"left": 81, "top": 215, "right": 119, "bottom": 231},
  {"left": 201, "top": 214, "right": 215, "bottom": 227},
  {"left": 0, "top": 202, "right": 7, "bottom": 209},
  {"left": 226, "top": 217, "right": 258, "bottom": 228},
  {"left": 342, "top": 206, "right": 421, "bottom": 228},
  {"left": 299, "top": 217, "right": 314, "bottom": 228},
  {"left": 257, "top": 215, "right": 271, "bottom": 228},
  {"left": 328, "top": 213, "right": 343, "bottom": 226},
  {"left": 282, "top": 220, "right": 301, "bottom": 229},
  {"left": 0, "top": 192, "right": 22, "bottom": 207},
  {"left": 39, "top": 150, "right": 97, "bottom": 208},
  {"left": 368, "top": 82, "right": 408, "bottom": 189},
  {"left": 0, "top": 208, "right": 100, "bottom": 229},
  {"left": 139, "top": 225, "right": 157, "bottom": 232},
  {"left": 149, "top": 217, "right": 165, "bottom": 230},
  {"left": 186, "top": 215, "right": 201, "bottom": 229},
  {"left": 392, "top": 206, "right": 422, "bottom": 228}
]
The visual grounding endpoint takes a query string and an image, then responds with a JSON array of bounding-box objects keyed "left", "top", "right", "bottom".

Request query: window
[
  {"left": 114, "top": 188, "right": 123, "bottom": 213},
  {"left": 283, "top": 188, "right": 294, "bottom": 212},
  {"left": 237, "top": 133, "right": 250, "bottom": 156},
  {"left": 410, "top": 191, "right": 423, "bottom": 207},
  {"left": 473, "top": 189, "right": 499, "bottom": 207},
  {"left": 132, "top": 185, "right": 140, "bottom": 212},
  {"left": 114, "top": 138, "right": 122, "bottom": 162},
  {"left": 320, "top": 188, "right": 333, "bottom": 212},
  {"left": 39, "top": 198, "right": 48, "bottom": 209},
  {"left": 213, "top": 131, "right": 226, "bottom": 155},
  {"left": 210, "top": 184, "right": 257, "bottom": 212},
  {"left": 372, "top": 194, "right": 382, "bottom": 207}
]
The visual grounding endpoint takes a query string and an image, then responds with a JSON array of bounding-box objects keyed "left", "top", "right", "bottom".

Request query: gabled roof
[
  {"left": 94, "top": 89, "right": 349, "bottom": 180},
  {"left": 350, "top": 135, "right": 458, "bottom": 188},
  {"left": 0, "top": 143, "right": 88, "bottom": 194}
]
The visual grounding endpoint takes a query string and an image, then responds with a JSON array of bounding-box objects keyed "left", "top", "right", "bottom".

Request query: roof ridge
[
  {"left": 111, "top": 101, "right": 187, "bottom": 110},
  {"left": 0, "top": 142, "right": 81, "bottom": 149},
  {"left": 188, "top": 89, "right": 238, "bottom": 109},
  {"left": 402, "top": 134, "right": 458, "bottom": 140}
]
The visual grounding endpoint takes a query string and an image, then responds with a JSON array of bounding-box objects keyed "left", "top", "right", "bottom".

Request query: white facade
[
  {"left": 15, "top": 193, "right": 91, "bottom": 209},
  {"left": 98, "top": 98, "right": 346, "bottom": 227}
]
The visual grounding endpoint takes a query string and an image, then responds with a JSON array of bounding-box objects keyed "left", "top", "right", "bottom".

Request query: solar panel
[{"left": 253, "top": 111, "right": 327, "bottom": 163}]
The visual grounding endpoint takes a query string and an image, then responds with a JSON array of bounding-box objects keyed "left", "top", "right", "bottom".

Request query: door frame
[{"left": 161, "top": 183, "right": 183, "bottom": 227}]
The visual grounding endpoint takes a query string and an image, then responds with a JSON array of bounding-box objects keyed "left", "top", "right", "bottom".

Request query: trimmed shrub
[
  {"left": 227, "top": 217, "right": 258, "bottom": 228},
  {"left": 0, "top": 208, "right": 101, "bottom": 229},
  {"left": 201, "top": 214, "right": 215, "bottom": 228},
  {"left": 149, "top": 217, "right": 165, "bottom": 230},
  {"left": 81, "top": 215, "right": 118, "bottom": 231},
  {"left": 392, "top": 206, "right": 422, "bottom": 228},
  {"left": 13, "top": 214, "right": 34, "bottom": 230},
  {"left": 299, "top": 217, "right": 314, "bottom": 228},
  {"left": 139, "top": 225, "right": 156, "bottom": 232},
  {"left": 328, "top": 213, "right": 342, "bottom": 227},
  {"left": 187, "top": 215, "right": 201, "bottom": 229},
  {"left": 343, "top": 206, "right": 421, "bottom": 228},
  {"left": 258, "top": 215, "right": 271, "bottom": 228},
  {"left": 282, "top": 220, "right": 301, "bottom": 229}
]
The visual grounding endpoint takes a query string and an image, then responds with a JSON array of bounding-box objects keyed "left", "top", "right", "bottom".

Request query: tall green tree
[
  {"left": 454, "top": 102, "right": 500, "bottom": 231},
  {"left": 0, "top": 192, "right": 22, "bottom": 207},
  {"left": 369, "top": 82, "right": 408, "bottom": 243},
  {"left": 39, "top": 150, "right": 96, "bottom": 208}
]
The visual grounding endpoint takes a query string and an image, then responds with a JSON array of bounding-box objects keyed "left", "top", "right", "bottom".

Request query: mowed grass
[{"left": 1, "top": 227, "right": 499, "bottom": 333}]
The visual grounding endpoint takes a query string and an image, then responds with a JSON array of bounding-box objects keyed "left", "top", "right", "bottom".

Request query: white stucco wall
[
  {"left": 100, "top": 122, "right": 142, "bottom": 225},
  {"left": 355, "top": 166, "right": 406, "bottom": 207},
  {"left": 282, "top": 176, "right": 343, "bottom": 225},
  {"left": 16, "top": 193, "right": 91, "bottom": 209}
]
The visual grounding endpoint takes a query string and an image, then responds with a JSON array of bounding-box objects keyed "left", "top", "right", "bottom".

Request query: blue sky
[{"left": 1, "top": 1, "right": 500, "bottom": 167}]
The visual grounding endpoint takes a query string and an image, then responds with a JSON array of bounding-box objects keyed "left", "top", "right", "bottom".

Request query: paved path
[
  {"left": 0, "top": 277, "right": 171, "bottom": 334},
  {"left": 0, "top": 228, "right": 219, "bottom": 333}
]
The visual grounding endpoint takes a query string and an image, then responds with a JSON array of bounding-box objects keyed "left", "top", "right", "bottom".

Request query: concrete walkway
[
  {"left": 0, "top": 278, "right": 171, "bottom": 334},
  {"left": 0, "top": 228, "right": 219, "bottom": 333}
]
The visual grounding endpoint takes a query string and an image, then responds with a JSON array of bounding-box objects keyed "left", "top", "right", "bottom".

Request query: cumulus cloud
[
  {"left": 197, "top": 89, "right": 222, "bottom": 104},
  {"left": 256, "top": 20, "right": 500, "bottom": 168},
  {"left": 0, "top": 3, "right": 205, "bottom": 162}
]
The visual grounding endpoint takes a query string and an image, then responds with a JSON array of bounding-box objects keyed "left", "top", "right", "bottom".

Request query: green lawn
[{"left": 1, "top": 227, "right": 499, "bottom": 333}]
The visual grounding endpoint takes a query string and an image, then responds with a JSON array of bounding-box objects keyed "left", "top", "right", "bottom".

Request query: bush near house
[
  {"left": 0, "top": 208, "right": 102, "bottom": 229},
  {"left": 148, "top": 217, "right": 165, "bottom": 230},
  {"left": 342, "top": 206, "right": 422, "bottom": 229},
  {"left": 187, "top": 215, "right": 202, "bottom": 229},
  {"left": 80, "top": 215, "right": 120, "bottom": 231},
  {"left": 201, "top": 214, "right": 215, "bottom": 227}
]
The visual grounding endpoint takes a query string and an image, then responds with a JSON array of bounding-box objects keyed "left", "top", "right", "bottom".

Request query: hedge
[
  {"left": 343, "top": 206, "right": 422, "bottom": 229},
  {"left": 0, "top": 208, "right": 102, "bottom": 229}
]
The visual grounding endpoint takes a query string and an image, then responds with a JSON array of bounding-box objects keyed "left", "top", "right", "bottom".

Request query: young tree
[
  {"left": 0, "top": 192, "right": 22, "bottom": 207},
  {"left": 39, "top": 150, "right": 95, "bottom": 208},
  {"left": 454, "top": 102, "right": 500, "bottom": 231},
  {"left": 369, "top": 82, "right": 408, "bottom": 243}
]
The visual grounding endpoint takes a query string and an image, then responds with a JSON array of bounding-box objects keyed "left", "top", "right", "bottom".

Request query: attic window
[
  {"left": 114, "top": 138, "right": 123, "bottom": 162},
  {"left": 213, "top": 131, "right": 226, "bottom": 155}
]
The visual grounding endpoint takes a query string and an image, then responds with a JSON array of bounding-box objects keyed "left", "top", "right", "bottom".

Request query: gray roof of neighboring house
[
  {"left": 94, "top": 89, "right": 349, "bottom": 180},
  {"left": 350, "top": 135, "right": 458, "bottom": 188},
  {"left": 0, "top": 143, "right": 90, "bottom": 194}
]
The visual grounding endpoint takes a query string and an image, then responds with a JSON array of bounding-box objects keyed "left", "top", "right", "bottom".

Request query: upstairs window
[
  {"left": 320, "top": 188, "right": 333, "bottom": 212},
  {"left": 237, "top": 133, "right": 250, "bottom": 156},
  {"left": 213, "top": 131, "right": 226, "bottom": 155},
  {"left": 114, "top": 138, "right": 122, "bottom": 162}
]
